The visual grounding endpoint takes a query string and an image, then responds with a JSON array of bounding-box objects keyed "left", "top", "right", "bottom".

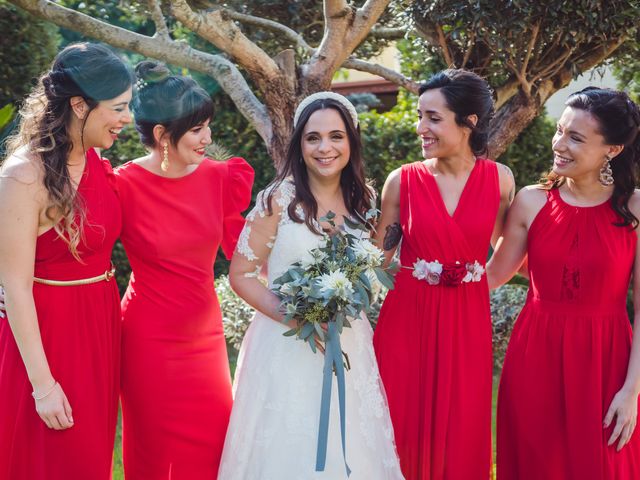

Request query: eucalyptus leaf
[
  {"left": 375, "top": 268, "right": 396, "bottom": 290},
  {"left": 300, "top": 322, "right": 315, "bottom": 339},
  {"left": 283, "top": 327, "right": 298, "bottom": 337}
]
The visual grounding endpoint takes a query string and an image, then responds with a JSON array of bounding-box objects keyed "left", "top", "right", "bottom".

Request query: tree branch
[
  {"left": 307, "top": 0, "right": 392, "bottom": 86},
  {"left": 315, "top": 0, "right": 353, "bottom": 60},
  {"left": 222, "top": 8, "right": 315, "bottom": 54},
  {"left": 521, "top": 21, "right": 540, "bottom": 76},
  {"left": 461, "top": 30, "right": 475, "bottom": 68},
  {"left": 9, "top": 0, "right": 272, "bottom": 144},
  {"left": 494, "top": 77, "right": 521, "bottom": 110},
  {"left": 349, "top": 0, "right": 393, "bottom": 52},
  {"left": 504, "top": 56, "right": 531, "bottom": 98},
  {"left": 325, "top": 0, "right": 350, "bottom": 14},
  {"left": 146, "top": 0, "right": 170, "bottom": 40},
  {"left": 170, "top": 0, "right": 281, "bottom": 82},
  {"left": 435, "top": 24, "right": 454, "bottom": 66},
  {"left": 342, "top": 57, "right": 419, "bottom": 93},
  {"left": 370, "top": 26, "right": 406, "bottom": 39}
]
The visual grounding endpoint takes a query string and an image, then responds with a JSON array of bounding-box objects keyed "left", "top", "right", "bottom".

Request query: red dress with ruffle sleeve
[{"left": 114, "top": 158, "right": 254, "bottom": 479}]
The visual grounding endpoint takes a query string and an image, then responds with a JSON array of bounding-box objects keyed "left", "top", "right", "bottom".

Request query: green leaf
[
  {"left": 359, "top": 272, "right": 372, "bottom": 291},
  {"left": 313, "top": 322, "right": 325, "bottom": 341},
  {"left": 375, "top": 268, "right": 396, "bottom": 290},
  {"left": 283, "top": 327, "right": 298, "bottom": 337},
  {"left": 356, "top": 284, "right": 370, "bottom": 310},
  {"left": 0, "top": 104, "right": 15, "bottom": 130},
  {"left": 343, "top": 216, "right": 366, "bottom": 231},
  {"left": 300, "top": 322, "right": 315, "bottom": 339}
]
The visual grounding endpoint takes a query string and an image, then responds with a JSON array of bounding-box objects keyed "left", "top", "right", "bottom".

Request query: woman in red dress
[
  {"left": 489, "top": 88, "right": 640, "bottom": 479},
  {"left": 0, "top": 43, "right": 132, "bottom": 479},
  {"left": 115, "top": 61, "right": 253, "bottom": 479},
  {"left": 373, "top": 69, "right": 514, "bottom": 479}
]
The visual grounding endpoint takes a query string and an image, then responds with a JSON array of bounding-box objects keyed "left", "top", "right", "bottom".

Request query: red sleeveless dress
[
  {"left": 115, "top": 158, "right": 253, "bottom": 480},
  {"left": 497, "top": 188, "right": 640, "bottom": 479},
  {"left": 374, "top": 159, "right": 500, "bottom": 479},
  {"left": 0, "top": 149, "right": 122, "bottom": 479}
]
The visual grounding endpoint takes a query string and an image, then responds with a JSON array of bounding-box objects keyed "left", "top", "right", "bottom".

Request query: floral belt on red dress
[{"left": 410, "top": 258, "right": 485, "bottom": 286}]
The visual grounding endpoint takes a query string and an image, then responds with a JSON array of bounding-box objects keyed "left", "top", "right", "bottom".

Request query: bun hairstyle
[
  {"left": 545, "top": 87, "right": 640, "bottom": 228},
  {"left": 5, "top": 42, "right": 132, "bottom": 260},
  {"left": 132, "top": 61, "right": 213, "bottom": 148},
  {"left": 419, "top": 69, "right": 495, "bottom": 157}
]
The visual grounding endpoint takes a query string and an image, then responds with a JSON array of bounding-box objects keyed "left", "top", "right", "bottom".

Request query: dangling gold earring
[
  {"left": 161, "top": 143, "right": 169, "bottom": 172},
  {"left": 599, "top": 155, "right": 614, "bottom": 186}
]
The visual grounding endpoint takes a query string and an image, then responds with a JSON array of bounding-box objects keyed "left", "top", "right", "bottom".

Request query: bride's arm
[{"left": 229, "top": 190, "right": 290, "bottom": 325}]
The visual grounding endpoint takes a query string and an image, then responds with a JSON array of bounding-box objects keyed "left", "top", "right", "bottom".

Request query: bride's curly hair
[{"left": 4, "top": 43, "right": 132, "bottom": 260}]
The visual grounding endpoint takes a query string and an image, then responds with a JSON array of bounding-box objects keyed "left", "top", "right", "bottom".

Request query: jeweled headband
[{"left": 293, "top": 91, "right": 359, "bottom": 128}]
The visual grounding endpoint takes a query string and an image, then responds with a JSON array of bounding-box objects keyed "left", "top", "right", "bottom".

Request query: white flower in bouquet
[
  {"left": 300, "top": 248, "right": 328, "bottom": 270},
  {"left": 279, "top": 282, "right": 299, "bottom": 296},
  {"left": 350, "top": 238, "right": 384, "bottom": 267},
  {"left": 318, "top": 270, "right": 355, "bottom": 301}
]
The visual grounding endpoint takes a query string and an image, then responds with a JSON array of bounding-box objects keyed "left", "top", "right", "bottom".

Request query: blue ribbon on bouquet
[{"left": 315, "top": 321, "right": 351, "bottom": 476}]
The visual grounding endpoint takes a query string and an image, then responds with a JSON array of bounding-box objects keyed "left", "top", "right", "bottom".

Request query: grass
[{"left": 112, "top": 412, "right": 123, "bottom": 479}]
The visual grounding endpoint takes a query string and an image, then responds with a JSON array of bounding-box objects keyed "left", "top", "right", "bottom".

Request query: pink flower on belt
[{"left": 411, "top": 259, "right": 485, "bottom": 286}]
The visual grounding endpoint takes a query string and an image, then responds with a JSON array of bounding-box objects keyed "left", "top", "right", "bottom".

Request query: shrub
[{"left": 490, "top": 284, "right": 527, "bottom": 372}]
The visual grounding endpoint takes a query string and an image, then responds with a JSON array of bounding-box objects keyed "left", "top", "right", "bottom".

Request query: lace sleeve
[{"left": 235, "top": 182, "right": 295, "bottom": 277}]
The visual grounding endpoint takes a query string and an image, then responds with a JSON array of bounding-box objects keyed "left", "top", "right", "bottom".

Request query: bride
[{"left": 218, "top": 92, "right": 404, "bottom": 479}]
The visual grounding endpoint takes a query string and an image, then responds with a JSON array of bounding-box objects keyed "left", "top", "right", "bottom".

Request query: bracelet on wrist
[{"left": 32, "top": 380, "right": 58, "bottom": 401}]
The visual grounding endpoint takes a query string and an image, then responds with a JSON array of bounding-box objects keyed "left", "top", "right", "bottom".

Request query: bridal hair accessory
[
  {"left": 135, "top": 78, "right": 148, "bottom": 91},
  {"left": 294, "top": 91, "right": 359, "bottom": 128}
]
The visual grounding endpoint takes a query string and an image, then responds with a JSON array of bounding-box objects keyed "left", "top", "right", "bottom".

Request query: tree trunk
[{"left": 488, "top": 91, "right": 542, "bottom": 160}]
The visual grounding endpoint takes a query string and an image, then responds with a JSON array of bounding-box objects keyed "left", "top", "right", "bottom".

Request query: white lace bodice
[{"left": 236, "top": 180, "right": 368, "bottom": 287}]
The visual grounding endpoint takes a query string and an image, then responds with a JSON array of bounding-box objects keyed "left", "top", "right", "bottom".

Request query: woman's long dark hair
[
  {"left": 543, "top": 87, "right": 640, "bottom": 228},
  {"left": 265, "top": 97, "right": 374, "bottom": 234},
  {"left": 5, "top": 42, "right": 132, "bottom": 259}
]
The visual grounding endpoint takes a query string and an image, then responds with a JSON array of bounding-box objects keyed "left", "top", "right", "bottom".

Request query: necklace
[{"left": 316, "top": 194, "right": 342, "bottom": 218}]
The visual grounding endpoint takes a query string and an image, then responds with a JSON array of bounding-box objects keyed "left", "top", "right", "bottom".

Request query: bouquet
[
  {"left": 271, "top": 210, "right": 396, "bottom": 475},
  {"left": 272, "top": 211, "right": 396, "bottom": 353}
]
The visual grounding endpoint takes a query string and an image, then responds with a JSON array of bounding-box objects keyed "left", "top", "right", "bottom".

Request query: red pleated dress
[
  {"left": 0, "top": 149, "right": 122, "bottom": 479},
  {"left": 115, "top": 157, "right": 253, "bottom": 480},
  {"left": 374, "top": 159, "right": 499, "bottom": 479},
  {"left": 497, "top": 188, "right": 640, "bottom": 479}
]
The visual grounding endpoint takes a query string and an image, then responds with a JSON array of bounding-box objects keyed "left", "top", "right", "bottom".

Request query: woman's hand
[
  {"left": 33, "top": 380, "right": 74, "bottom": 430},
  {"left": 604, "top": 387, "right": 638, "bottom": 451}
]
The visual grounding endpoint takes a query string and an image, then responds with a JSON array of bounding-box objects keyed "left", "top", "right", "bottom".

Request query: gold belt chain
[{"left": 33, "top": 265, "right": 116, "bottom": 287}]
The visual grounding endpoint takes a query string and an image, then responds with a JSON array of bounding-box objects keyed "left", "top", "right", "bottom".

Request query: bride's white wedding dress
[{"left": 218, "top": 181, "right": 404, "bottom": 480}]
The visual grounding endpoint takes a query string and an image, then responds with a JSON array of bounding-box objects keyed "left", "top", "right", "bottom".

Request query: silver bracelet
[{"left": 32, "top": 381, "right": 58, "bottom": 401}]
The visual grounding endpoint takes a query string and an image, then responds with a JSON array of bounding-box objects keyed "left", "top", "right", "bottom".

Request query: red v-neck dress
[
  {"left": 0, "top": 149, "right": 122, "bottom": 479},
  {"left": 374, "top": 159, "right": 500, "bottom": 479},
  {"left": 497, "top": 188, "right": 640, "bottom": 479},
  {"left": 115, "top": 158, "right": 253, "bottom": 480}
]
